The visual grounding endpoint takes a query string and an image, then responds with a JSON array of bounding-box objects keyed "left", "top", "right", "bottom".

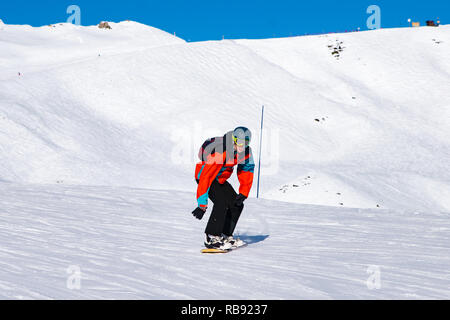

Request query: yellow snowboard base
[{"left": 201, "top": 248, "right": 229, "bottom": 254}]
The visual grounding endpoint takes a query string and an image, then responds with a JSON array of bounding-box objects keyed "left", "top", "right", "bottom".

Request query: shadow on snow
[{"left": 237, "top": 234, "right": 269, "bottom": 245}]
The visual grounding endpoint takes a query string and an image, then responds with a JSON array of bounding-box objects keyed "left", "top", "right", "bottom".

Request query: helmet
[{"left": 232, "top": 126, "right": 251, "bottom": 147}]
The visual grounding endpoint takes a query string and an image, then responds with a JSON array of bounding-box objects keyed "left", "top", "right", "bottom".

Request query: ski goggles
[{"left": 232, "top": 135, "right": 250, "bottom": 147}]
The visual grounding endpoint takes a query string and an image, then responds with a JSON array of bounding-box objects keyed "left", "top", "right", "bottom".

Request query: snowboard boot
[
  {"left": 223, "top": 234, "right": 246, "bottom": 249},
  {"left": 204, "top": 234, "right": 232, "bottom": 250}
]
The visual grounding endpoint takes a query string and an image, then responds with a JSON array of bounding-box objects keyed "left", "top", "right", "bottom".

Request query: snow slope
[
  {"left": 0, "top": 21, "right": 184, "bottom": 80},
  {"left": 0, "top": 21, "right": 450, "bottom": 299},
  {"left": 0, "top": 183, "right": 449, "bottom": 299},
  {"left": 1, "top": 22, "right": 449, "bottom": 211}
]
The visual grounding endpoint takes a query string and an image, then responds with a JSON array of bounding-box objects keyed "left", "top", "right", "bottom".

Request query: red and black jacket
[{"left": 195, "top": 131, "right": 255, "bottom": 208}]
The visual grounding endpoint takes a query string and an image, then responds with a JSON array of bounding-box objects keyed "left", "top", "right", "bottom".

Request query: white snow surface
[
  {"left": 0, "top": 21, "right": 449, "bottom": 299},
  {"left": 1, "top": 183, "right": 449, "bottom": 299}
]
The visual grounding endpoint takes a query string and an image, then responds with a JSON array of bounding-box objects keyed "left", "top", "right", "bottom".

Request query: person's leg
[
  {"left": 221, "top": 182, "right": 244, "bottom": 236},
  {"left": 204, "top": 180, "right": 228, "bottom": 236}
]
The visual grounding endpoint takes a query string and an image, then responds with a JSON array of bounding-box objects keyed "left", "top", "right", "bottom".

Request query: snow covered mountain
[
  {"left": 0, "top": 21, "right": 449, "bottom": 299},
  {"left": 1, "top": 21, "right": 449, "bottom": 210}
]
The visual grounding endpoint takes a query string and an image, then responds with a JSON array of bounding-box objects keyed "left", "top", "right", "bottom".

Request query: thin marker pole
[{"left": 257, "top": 105, "right": 264, "bottom": 199}]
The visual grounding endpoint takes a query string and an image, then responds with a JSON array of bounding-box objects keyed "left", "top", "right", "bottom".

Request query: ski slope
[
  {"left": 1, "top": 183, "right": 449, "bottom": 299},
  {"left": 0, "top": 21, "right": 450, "bottom": 299}
]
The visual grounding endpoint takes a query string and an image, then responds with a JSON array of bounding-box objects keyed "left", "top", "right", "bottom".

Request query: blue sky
[{"left": 0, "top": 0, "right": 448, "bottom": 41}]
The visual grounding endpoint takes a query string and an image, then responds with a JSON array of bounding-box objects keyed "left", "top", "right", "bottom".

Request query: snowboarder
[{"left": 191, "top": 126, "right": 255, "bottom": 250}]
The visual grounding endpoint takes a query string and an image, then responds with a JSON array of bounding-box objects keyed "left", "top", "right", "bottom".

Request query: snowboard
[
  {"left": 200, "top": 244, "right": 247, "bottom": 254},
  {"left": 201, "top": 248, "right": 229, "bottom": 254}
]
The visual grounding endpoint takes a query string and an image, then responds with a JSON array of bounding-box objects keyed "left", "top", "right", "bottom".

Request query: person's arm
[
  {"left": 196, "top": 152, "right": 224, "bottom": 209},
  {"left": 236, "top": 149, "right": 255, "bottom": 198}
]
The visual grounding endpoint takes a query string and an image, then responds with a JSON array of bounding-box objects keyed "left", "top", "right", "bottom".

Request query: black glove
[
  {"left": 192, "top": 207, "right": 206, "bottom": 220},
  {"left": 234, "top": 193, "right": 247, "bottom": 207}
]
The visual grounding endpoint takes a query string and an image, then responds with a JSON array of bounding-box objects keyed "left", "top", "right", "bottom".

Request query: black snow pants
[{"left": 204, "top": 180, "right": 244, "bottom": 236}]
